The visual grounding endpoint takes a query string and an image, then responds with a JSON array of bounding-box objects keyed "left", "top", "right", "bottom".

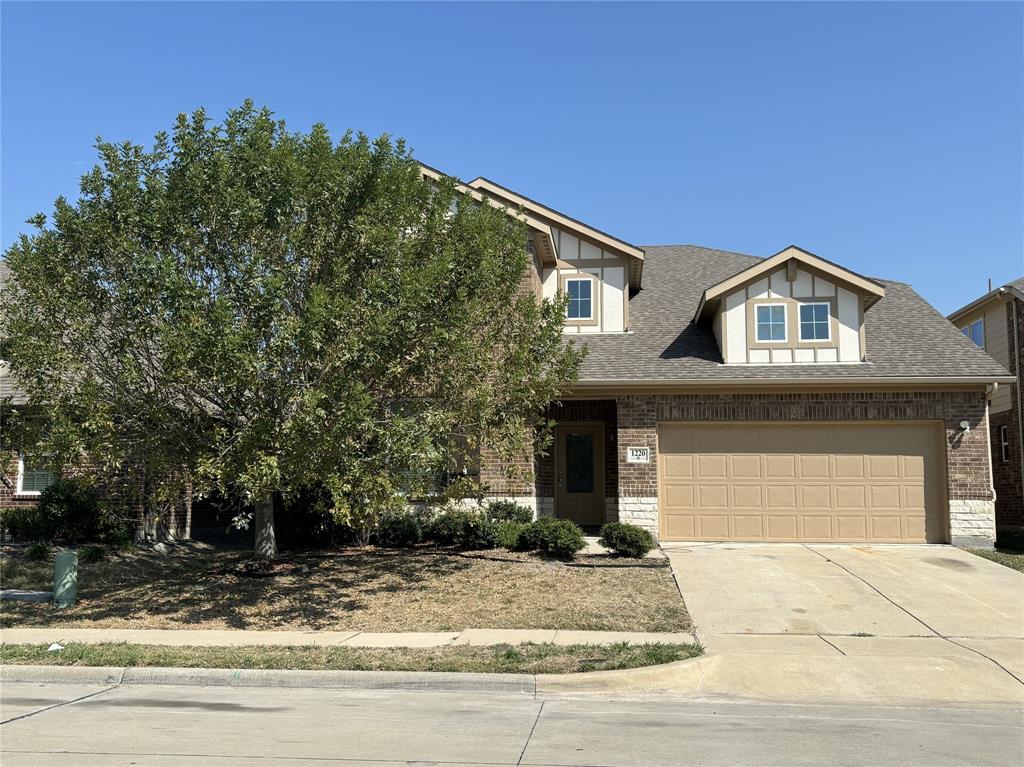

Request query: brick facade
[
  {"left": 482, "top": 389, "right": 997, "bottom": 545},
  {"left": 1, "top": 448, "right": 192, "bottom": 542},
  {"left": 992, "top": 297, "right": 1023, "bottom": 535}
]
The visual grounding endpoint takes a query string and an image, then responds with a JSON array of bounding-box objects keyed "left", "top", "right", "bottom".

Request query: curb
[{"left": 0, "top": 664, "right": 538, "bottom": 695}]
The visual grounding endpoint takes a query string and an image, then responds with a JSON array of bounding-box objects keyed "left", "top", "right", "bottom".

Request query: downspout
[{"left": 1012, "top": 295, "right": 1024, "bottom": 510}]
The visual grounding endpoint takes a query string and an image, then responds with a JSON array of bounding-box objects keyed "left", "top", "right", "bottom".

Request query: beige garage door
[{"left": 658, "top": 423, "right": 946, "bottom": 543}]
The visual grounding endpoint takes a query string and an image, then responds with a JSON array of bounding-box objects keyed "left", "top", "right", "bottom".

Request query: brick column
[{"left": 615, "top": 395, "right": 659, "bottom": 537}]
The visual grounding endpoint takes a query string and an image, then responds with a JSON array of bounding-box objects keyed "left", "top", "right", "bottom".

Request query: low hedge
[
  {"left": 599, "top": 522, "right": 656, "bottom": 558},
  {"left": 516, "top": 517, "right": 586, "bottom": 560}
]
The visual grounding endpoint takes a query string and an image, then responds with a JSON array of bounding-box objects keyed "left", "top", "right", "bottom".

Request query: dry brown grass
[
  {"left": 0, "top": 543, "right": 690, "bottom": 632},
  {"left": 0, "top": 640, "right": 702, "bottom": 674}
]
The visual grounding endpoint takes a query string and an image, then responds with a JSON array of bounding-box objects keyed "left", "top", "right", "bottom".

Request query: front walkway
[{"left": 0, "top": 626, "right": 696, "bottom": 648}]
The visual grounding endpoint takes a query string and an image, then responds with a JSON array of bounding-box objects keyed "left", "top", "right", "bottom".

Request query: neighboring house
[
  {"left": 444, "top": 173, "right": 1013, "bottom": 549},
  {"left": 948, "top": 279, "right": 1024, "bottom": 537}
]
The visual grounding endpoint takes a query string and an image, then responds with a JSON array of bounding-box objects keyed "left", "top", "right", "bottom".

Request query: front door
[{"left": 556, "top": 423, "right": 605, "bottom": 526}]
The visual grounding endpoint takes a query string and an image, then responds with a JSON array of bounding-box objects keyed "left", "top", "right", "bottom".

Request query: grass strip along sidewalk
[{"left": 0, "top": 641, "right": 701, "bottom": 675}]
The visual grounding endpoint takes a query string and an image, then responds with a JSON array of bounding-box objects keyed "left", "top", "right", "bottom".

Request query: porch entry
[{"left": 555, "top": 422, "right": 605, "bottom": 526}]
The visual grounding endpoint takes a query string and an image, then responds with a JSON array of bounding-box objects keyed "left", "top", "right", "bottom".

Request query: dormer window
[
  {"left": 799, "top": 303, "right": 831, "bottom": 341},
  {"left": 566, "top": 278, "right": 594, "bottom": 320},
  {"left": 755, "top": 304, "right": 787, "bottom": 342}
]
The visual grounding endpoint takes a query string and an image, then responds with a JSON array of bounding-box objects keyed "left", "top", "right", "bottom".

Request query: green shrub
[
  {"left": 25, "top": 541, "right": 51, "bottom": 562},
  {"left": 485, "top": 500, "right": 534, "bottom": 525},
  {"left": 494, "top": 520, "right": 528, "bottom": 550},
  {"left": 78, "top": 544, "right": 106, "bottom": 563},
  {"left": 37, "top": 478, "right": 101, "bottom": 542},
  {"left": 599, "top": 522, "right": 656, "bottom": 558},
  {"left": 517, "top": 517, "right": 586, "bottom": 560},
  {"left": 1, "top": 506, "right": 48, "bottom": 541},
  {"left": 426, "top": 508, "right": 499, "bottom": 550},
  {"left": 375, "top": 509, "right": 422, "bottom": 548}
]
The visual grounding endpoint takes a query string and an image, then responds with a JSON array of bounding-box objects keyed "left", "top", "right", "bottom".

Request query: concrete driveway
[{"left": 664, "top": 543, "right": 1024, "bottom": 703}]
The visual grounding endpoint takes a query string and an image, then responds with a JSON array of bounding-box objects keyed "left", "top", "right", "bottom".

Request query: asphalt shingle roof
[{"left": 578, "top": 245, "right": 1013, "bottom": 383}]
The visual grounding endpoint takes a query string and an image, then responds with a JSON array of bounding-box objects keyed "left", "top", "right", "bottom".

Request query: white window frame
[
  {"left": 15, "top": 453, "right": 55, "bottom": 497},
  {"left": 961, "top": 319, "right": 985, "bottom": 349},
  {"left": 755, "top": 303, "right": 788, "bottom": 343},
  {"left": 798, "top": 301, "right": 832, "bottom": 342},
  {"left": 1000, "top": 425, "right": 1010, "bottom": 463},
  {"left": 565, "top": 277, "right": 595, "bottom": 321}
]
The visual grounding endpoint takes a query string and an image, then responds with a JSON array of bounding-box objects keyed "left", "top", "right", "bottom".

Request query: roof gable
[
  {"left": 947, "top": 276, "right": 1024, "bottom": 323},
  {"left": 693, "top": 245, "right": 885, "bottom": 324},
  {"left": 467, "top": 177, "right": 645, "bottom": 289},
  {"left": 419, "top": 165, "right": 559, "bottom": 266}
]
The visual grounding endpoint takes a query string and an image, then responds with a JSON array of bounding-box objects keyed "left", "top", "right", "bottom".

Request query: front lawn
[
  {"left": 0, "top": 640, "right": 701, "bottom": 674},
  {"left": 968, "top": 546, "right": 1024, "bottom": 574},
  {"left": 0, "top": 544, "right": 690, "bottom": 632}
]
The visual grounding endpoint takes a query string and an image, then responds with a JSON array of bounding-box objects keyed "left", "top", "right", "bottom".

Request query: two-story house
[
  {"left": 448, "top": 173, "right": 1013, "bottom": 548},
  {"left": 3, "top": 172, "right": 1015, "bottom": 549},
  {"left": 948, "top": 279, "right": 1024, "bottom": 538}
]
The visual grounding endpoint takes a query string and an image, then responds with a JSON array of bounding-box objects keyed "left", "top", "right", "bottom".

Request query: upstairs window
[
  {"left": 799, "top": 303, "right": 831, "bottom": 341},
  {"left": 961, "top": 319, "right": 984, "bottom": 349},
  {"left": 755, "top": 304, "right": 786, "bottom": 342},
  {"left": 566, "top": 278, "right": 593, "bottom": 320},
  {"left": 1000, "top": 425, "right": 1010, "bottom": 463},
  {"left": 16, "top": 455, "right": 56, "bottom": 496}
]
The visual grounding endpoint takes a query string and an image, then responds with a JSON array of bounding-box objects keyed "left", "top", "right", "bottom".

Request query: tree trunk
[{"left": 254, "top": 492, "right": 278, "bottom": 561}]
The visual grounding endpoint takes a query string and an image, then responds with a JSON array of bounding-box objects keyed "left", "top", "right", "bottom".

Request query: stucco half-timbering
[
  {"left": 542, "top": 225, "right": 629, "bottom": 334},
  {"left": 716, "top": 265, "right": 866, "bottom": 365}
]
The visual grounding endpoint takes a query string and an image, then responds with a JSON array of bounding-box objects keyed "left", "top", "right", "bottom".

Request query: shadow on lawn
[{"left": 1, "top": 546, "right": 474, "bottom": 631}]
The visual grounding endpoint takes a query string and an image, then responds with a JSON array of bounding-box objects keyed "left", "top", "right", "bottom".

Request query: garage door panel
[
  {"left": 766, "top": 484, "right": 797, "bottom": 509},
  {"left": 697, "top": 454, "right": 728, "bottom": 478},
  {"left": 664, "top": 514, "right": 696, "bottom": 539},
  {"left": 732, "top": 484, "right": 764, "bottom": 509},
  {"left": 733, "top": 515, "right": 764, "bottom": 539},
  {"left": 765, "top": 455, "right": 796, "bottom": 478},
  {"left": 868, "top": 484, "right": 902, "bottom": 509},
  {"left": 834, "top": 455, "right": 866, "bottom": 478},
  {"left": 698, "top": 485, "right": 729, "bottom": 508},
  {"left": 663, "top": 483, "right": 695, "bottom": 510},
  {"left": 871, "top": 516, "right": 903, "bottom": 540},
  {"left": 799, "top": 455, "right": 830, "bottom": 479},
  {"left": 767, "top": 515, "right": 799, "bottom": 539},
  {"left": 867, "top": 455, "right": 900, "bottom": 478},
  {"left": 834, "top": 485, "right": 867, "bottom": 509},
  {"left": 658, "top": 423, "right": 944, "bottom": 544},
  {"left": 663, "top": 454, "right": 694, "bottom": 478},
  {"left": 800, "top": 515, "right": 832, "bottom": 539},
  {"left": 835, "top": 515, "right": 869, "bottom": 540},
  {"left": 799, "top": 485, "right": 832, "bottom": 509},
  {"left": 730, "top": 454, "right": 761, "bottom": 478},
  {"left": 698, "top": 515, "right": 730, "bottom": 539}
]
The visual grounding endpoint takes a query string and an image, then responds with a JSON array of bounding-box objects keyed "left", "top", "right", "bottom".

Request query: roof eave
[{"left": 571, "top": 374, "right": 1016, "bottom": 390}]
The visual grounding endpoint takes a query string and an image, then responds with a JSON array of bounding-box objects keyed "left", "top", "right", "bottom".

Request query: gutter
[{"left": 572, "top": 375, "right": 1017, "bottom": 389}]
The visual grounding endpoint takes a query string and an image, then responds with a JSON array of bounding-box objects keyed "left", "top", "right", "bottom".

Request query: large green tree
[{"left": 1, "top": 102, "right": 582, "bottom": 559}]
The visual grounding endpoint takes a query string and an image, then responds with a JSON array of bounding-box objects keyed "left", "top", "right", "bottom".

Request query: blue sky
[{"left": 2, "top": 1, "right": 1021, "bottom": 313}]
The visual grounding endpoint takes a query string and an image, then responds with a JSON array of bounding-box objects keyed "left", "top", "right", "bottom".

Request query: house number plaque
[{"left": 626, "top": 446, "right": 651, "bottom": 464}]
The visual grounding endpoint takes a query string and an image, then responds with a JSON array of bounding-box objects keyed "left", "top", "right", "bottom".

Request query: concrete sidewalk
[{"left": 0, "top": 626, "right": 698, "bottom": 648}]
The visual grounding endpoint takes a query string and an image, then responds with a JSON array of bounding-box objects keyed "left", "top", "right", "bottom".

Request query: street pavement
[{"left": 2, "top": 681, "right": 1022, "bottom": 766}]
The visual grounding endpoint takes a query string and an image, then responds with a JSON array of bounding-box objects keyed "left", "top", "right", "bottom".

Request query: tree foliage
[{"left": 0, "top": 101, "right": 583, "bottom": 558}]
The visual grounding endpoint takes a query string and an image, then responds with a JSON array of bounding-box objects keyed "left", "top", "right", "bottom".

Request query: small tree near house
[{"left": 0, "top": 101, "right": 583, "bottom": 560}]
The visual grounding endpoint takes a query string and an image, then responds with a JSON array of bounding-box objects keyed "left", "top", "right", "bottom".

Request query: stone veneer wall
[
  {"left": 616, "top": 390, "right": 996, "bottom": 546},
  {"left": 992, "top": 298, "right": 1023, "bottom": 535}
]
